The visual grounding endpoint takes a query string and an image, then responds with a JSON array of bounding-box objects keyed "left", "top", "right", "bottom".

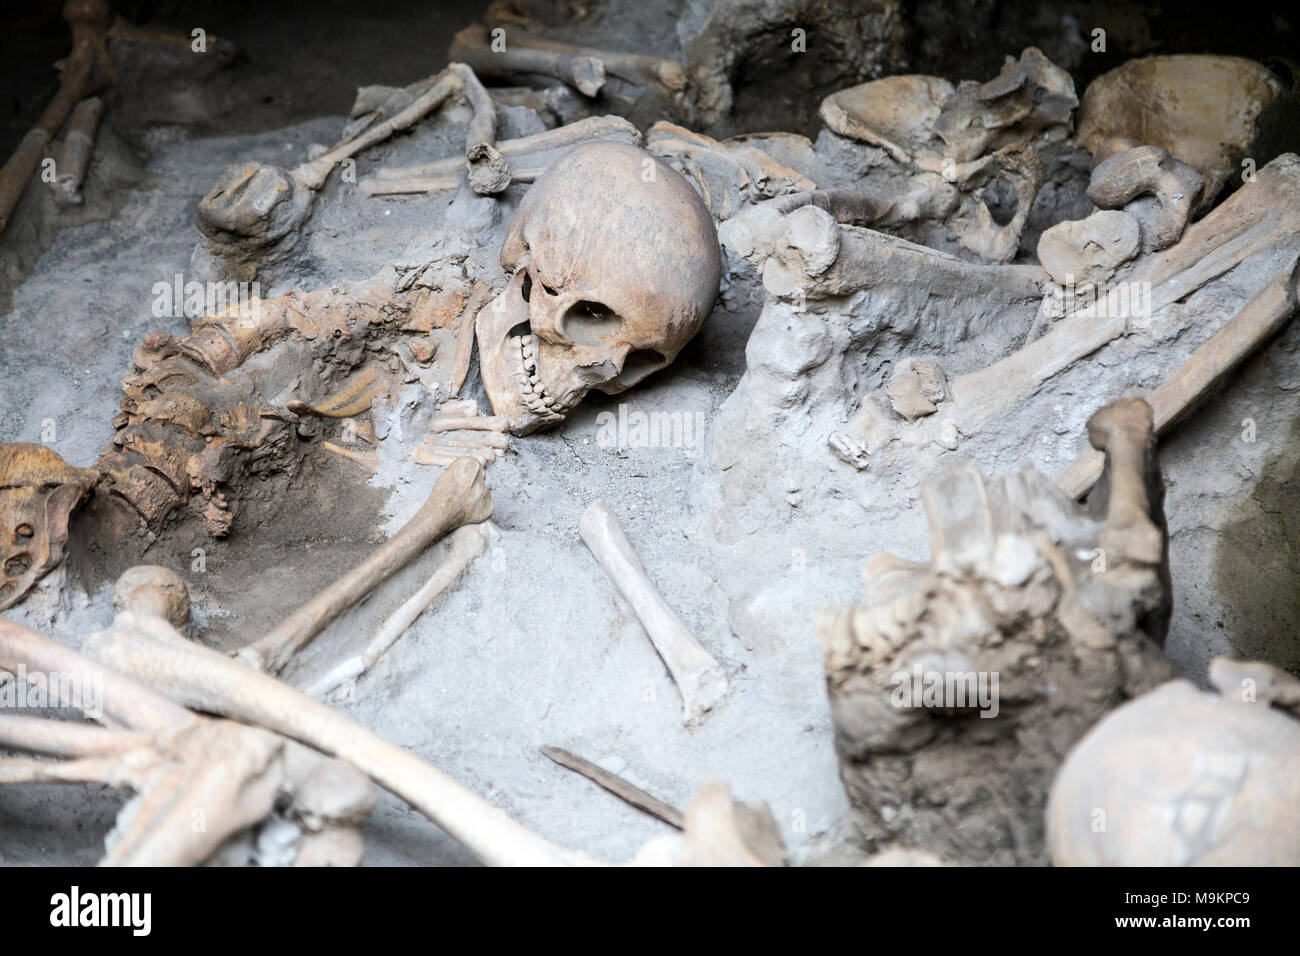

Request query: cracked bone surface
[
  {"left": 580, "top": 501, "right": 727, "bottom": 724},
  {"left": 0, "top": 444, "right": 99, "bottom": 610},
  {"left": 238, "top": 457, "right": 494, "bottom": 675},
  {"left": 50, "top": 95, "right": 103, "bottom": 206},
  {"left": 475, "top": 142, "right": 721, "bottom": 434},
  {"left": 818, "top": 399, "right": 1172, "bottom": 865},
  {"left": 81, "top": 616, "right": 596, "bottom": 866},
  {"left": 1047, "top": 658, "right": 1300, "bottom": 866}
]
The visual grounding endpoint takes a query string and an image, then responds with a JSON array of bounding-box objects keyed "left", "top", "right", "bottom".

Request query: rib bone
[
  {"left": 580, "top": 501, "right": 727, "bottom": 724},
  {"left": 238, "top": 457, "right": 493, "bottom": 674}
]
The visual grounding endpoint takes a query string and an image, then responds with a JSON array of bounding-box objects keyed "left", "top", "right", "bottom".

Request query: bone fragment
[
  {"left": 1054, "top": 255, "right": 1300, "bottom": 498},
  {"left": 450, "top": 24, "right": 605, "bottom": 97},
  {"left": 0, "top": 0, "right": 112, "bottom": 233},
  {"left": 84, "top": 621, "right": 596, "bottom": 866},
  {"left": 51, "top": 95, "right": 103, "bottom": 205},
  {"left": 579, "top": 501, "right": 727, "bottom": 724},
  {"left": 287, "top": 364, "right": 385, "bottom": 418},
  {"left": 541, "top": 746, "right": 684, "bottom": 829},
  {"left": 294, "top": 70, "right": 461, "bottom": 190},
  {"left": 373, "top": 116, "right": 639, "bottom": 182},
  {"left": 112, "top": 564, "right": 191, "bottom": 628},
  {"left": 322, "top": 441, "right": 379, "bottom": 471},
  {"left": 306, "top": 525, "right": 486, "bottom": 698},
  {"left": 238, "top": 457, "right": 494, "bottom": 674},
  {"left": 363, "top": 166, "right": 544, "bottom": 196},
  {"left": 446, "top": 63, "right": 510, "bottom": 195}
]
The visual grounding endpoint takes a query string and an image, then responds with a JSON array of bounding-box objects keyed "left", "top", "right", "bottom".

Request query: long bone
[
  {"left": 305, "top": 524, "right": 487, "bottom": 698},
  {"left": 580, "top": 501, "right": 727, "bottom": 724},
  {"left": 371, "top": 115, "right": 639, "bottom": 183},
  {"left": 0, "top": 0, "right": 112, "bottom": 233},
  {"left": 1054, "top": 254, "right": 1300, "bottom": 498},
  {"left": 450, "top": 24, "right": 606, "bottom": 97},
  {"left": 945, "top": 158, "right": 1300, "bottom": 437},
  {"left": 0, "top": 619, "right": 288, "bottom": 866},
  {"left": 238, "top": 457, "right": 494, "bottom": 675},
  {"left": 51, "top": 96, "right": 103, "bottom": 205},
  {"left": 82, "top": 618, "right": 597, "bottom": 866}
]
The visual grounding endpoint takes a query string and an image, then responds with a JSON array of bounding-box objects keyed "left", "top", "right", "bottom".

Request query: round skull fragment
[
  {"left": 1046, "top": 675, "right": 1300, "bottom": 866},
  {"left": 475, "top": 142, "right": 721, "bottom": 434}
]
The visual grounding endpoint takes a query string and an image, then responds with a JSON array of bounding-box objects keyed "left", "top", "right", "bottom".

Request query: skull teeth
[{"left": 511, "top": 333, "right": 567, "bottom": 420}]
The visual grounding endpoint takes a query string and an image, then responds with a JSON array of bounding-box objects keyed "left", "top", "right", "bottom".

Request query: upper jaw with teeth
[{"left": 510, "top": 329, "right": 570, "bottom": 426}]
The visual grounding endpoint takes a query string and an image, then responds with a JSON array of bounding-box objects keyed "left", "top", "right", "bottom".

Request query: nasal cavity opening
[{"left": 561, "top": 300, "right": 621, "bottom": 345}]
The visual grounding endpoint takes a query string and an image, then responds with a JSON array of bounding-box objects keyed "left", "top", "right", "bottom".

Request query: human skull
[
  {"left": 1046, "top": 661, "right": 1300, "bottom": 866},
  {"left": 0, "top": 443, "right": 99, "bottom": 609},
  {"left": 475, "top": 142, "right": 721, "bottom": 434}
]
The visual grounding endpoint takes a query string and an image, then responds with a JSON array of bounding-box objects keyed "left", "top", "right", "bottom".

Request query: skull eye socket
[
  {"left": 561, "top": 300, "right": 622, "bottom": 345},
  {"left": 615, "top": 348, "right": 668, "bottom": 387}
]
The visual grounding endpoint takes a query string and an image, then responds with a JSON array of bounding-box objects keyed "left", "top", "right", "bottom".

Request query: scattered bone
[
  {"left": 197, "top": 64, "right": 503, "bottom": 281},
  {"left": 580, "top": 501, "right": 727, "bottom": 724},
  {"left": 239, "top": 457, "right": 494, "bottom": 674},
  {"left": 0, "top": 0, "right": 112, "bottom": 233},
  {"left": 287, "top": 364, "right": 387, "bottom": 419},
  {"left": 1047, "top": 659, "right": 1300, "bottom": 866},
  {"left": 50, "top": 96, "right": 103, "bottom": 205},
  {"left": 305, "top": 525, "right": 487, "bottom": 698},
  {"left": 947, "top": 155, "right": 1300, "bottom": 440},
  {"left": 1077, "top": 55, "right": 1283, "bottom": 207},
  {"left": 645, "top": 122, "right": 816, "bottom": 220},
  {"left": 0, "top": 443, "right": 99, "bottom": 610},
  {"left": 885, "top": 359, "right": 947, "bottom": 421},
  {"left": 1087, "top": 146, "right": 1204, "bottom": 252},
  {"left": 541, "top": 746, "right": 684, "bottom": 829},
  {"left": 446, "top": 63, "right": 510, "bottom": 195},
  {"left": 819, "top": 399, "right": 1172, "bottom": 864},
  {"left": 1054, "top": 254, "right": 1300, "bottom": 498},
  {"left": 450, "top": 24, "right": 605, "bottom": 98},
  {"left": 634, "top": 781, "right": 786, "bottom": 867},
  {"left": 1036, "top": 208, "right": 1141, "bottom": 288},
  {"left": 112, "top": 565, "right": 191, "bottom": 628},
  {"left": 373, "top": 115, "right": 640, "bottom": 183},
  {"left": 477, "top": 143, "right": 721, "bottom": 434},
  {"left": 83, "top": 617, "right": 597, "bottom": 866},
  {"left": 322, "top": 441, "right": 380, "bottom": 472},
  {"left": 415, "top": 405, "right": 509, "bottom": 469}
]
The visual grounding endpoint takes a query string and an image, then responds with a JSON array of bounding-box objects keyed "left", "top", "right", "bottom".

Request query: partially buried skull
[
  {"left": 476, "top": 142, "right": 721, "bottom": 434},
  {"left": 0, "top": 443, "right": 99, "bottom": 609}
]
